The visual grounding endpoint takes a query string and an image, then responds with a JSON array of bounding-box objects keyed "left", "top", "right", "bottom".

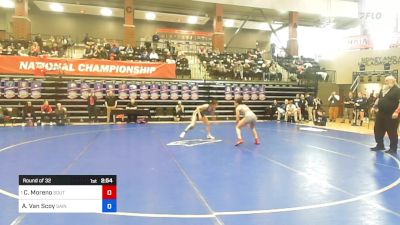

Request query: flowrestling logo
[{"left": 167, "top": 139, "right": 222, "bottom": 147}]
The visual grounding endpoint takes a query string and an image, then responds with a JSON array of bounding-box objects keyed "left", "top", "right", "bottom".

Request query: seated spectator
[
  {"left": 126, "top": 98, "right": 138, "bottom": 123},
  {"left": 266, "top": 100, "right": 279, "bottom": 120},
  {"left": 149, "top": 49, "right": 159, "bottom": 61},
  {"left": 277, "top": 99, "right": 288, "bottom": 121},
  {"left": 314, "top": 108, "right": 327, "bottom": 126},
  {"left": 269, "top": 62, "right": 278, "bottom": 81},
  {"left": 22, "top": 101, "right": 36, "bottom": 125},
  {"left": 41, "top": 42, "right": 51, "bottom": 55},
  {"left": 92, "top": 45, "right": 101, "bottom": 59},
  {"left": 83, "top": 45, "right": 94, "bottom": 58},
  {"left": 40, "top": 100, "right": 54, "bottom": 125},
  {"left": 34, "top": 34, "right": 43, "bottom": 49},
  {"left": 50, "top": 43, "right": 60, "bottom": 57},
  {"left": 233, "top": 61, "right": 244, "bottom": 80},
  {"left": 0, "top": 106, "right": 5, "bottom": 122},
  {"left": 4, "top": 45, "right": 15, "bottom": 55},
  {"left": 18, "top": 47, "right": 29, "bottom": 56},
  {"left": 313, "top": 97, "right": 323, "bottom": 122},
  {"left": 98, "top": 46, "right": 108, "bottom": 59},
  {"left": 243, "top": 62, "right": 252, "bottom": 80},
  {"left": 174, "top": 101, "right": 185, "bottom": 122},
  {"left": 61, "top": 36, "right": 68, "bottom": 51},
  {"left": 109, "top": 43, "right": 120, "bottom": 60},
  {"left": 165, "top": 54, "right": 176, "bottom": 64},
  {"left": 82, "top": 33, "right": 90, "bottom": 45},
  {"left": 54, "top": 103, "right": 68, "bottom": 125},
  {"left": 285, "top": 100, "right": 298, "bottom": 123},
  {"left": 124, "top": 44, "right": 134, "bottom": 60},
  {"left": 140, "top": 50, "right": 149, "bottom": 61}
]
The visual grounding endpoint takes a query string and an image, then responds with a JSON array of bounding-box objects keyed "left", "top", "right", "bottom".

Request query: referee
[{"left": 371, "top": 76, "right": 400, "bottom": 153}]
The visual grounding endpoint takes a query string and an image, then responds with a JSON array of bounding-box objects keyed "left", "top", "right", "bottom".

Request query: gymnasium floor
[{"left": 0, "top": 122, "right": 400, "bottom": 225}]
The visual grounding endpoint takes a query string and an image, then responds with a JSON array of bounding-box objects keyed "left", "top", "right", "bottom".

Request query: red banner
[{"left": 0, "top": 56, "right": 176, "bottom": 79}]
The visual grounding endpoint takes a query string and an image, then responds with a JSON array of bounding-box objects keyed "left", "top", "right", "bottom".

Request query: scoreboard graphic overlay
[{"left": 19, "top": 175, "right": 117, "bottom": 213}]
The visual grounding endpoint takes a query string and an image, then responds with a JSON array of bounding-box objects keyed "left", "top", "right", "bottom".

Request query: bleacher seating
[
  {"left": 276, "top": 56, "right": 324, "bottom": 82},
  {"left": 0, "top": 75, "right": 315, "bottom": 124}
]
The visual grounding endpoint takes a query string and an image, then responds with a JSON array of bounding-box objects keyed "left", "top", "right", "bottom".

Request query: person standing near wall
[
  {"left": 342, "top": 91, "right": 354, "bottom": 123},
  {"left": 87, "top": 90, "right": 98, "bottom": 123},
  {"left": 305, "top": 93, "right": 314, "bottom": 121},
  {"left": 105, "top": 91, "right": 118, "bottom": 123},
  {"left": 328, "top": 91, "right": 340, "bottom": 122},
  {"left": 371, "top": 76, "right": 400, "bottom": 154}
]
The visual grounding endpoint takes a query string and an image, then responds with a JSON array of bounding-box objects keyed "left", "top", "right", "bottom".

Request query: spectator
[
  {"left": 83, "top": 45, "right": 93, "bottom": 58},
  {"left": 50, "top": 43, "right": 60, "bottom": 57},
  {"left": 165, "top": 54, "right": 176, "bottom": 64},
  {"left": 30, "top": 42, "right": 40, "bottom": 56},
  {"left": 266, "top": 100, "right": 279, "bottom": 120},
  {"left": 233, "top": 61, "right": 244, "bottom": 80},
  {"left": 285, "top": 100, "right": 298, "bottom": 122},
  {"left": 87, "top": 91, "right": 98, "bottom": 123},
  {"left": 34, "top": 34, "right": 43, "bottom": 48},
  {"left": 126, "top": 98, "right": 138, "bottom": 123},
  {"left": 18, "top": 47, "right": 29, "bottom": 56},
  {"left": 314, "top": 108, "right": 328, "bottom": 126},
  {"left": 299, "top": 94, "right": 307, "bottom": 121},
  {"left": 54, "top": 103, "right": 67, "bottom": 125},
  {"left": 83, "top": 33, "right": 90, "bottom": 45},
  {"left": 0, "top": 106, "right": 5, "bottom": 122},
  {"left": 353, "top": 92, "right": 367, "bottom": 126},
  {"left": 269, "top": 62, "right": 277, "bottom": 81},
  {"left": 277, "top": 99, "right": 288, "bottom": 121},
  {"left": 109, "top": 43, "right": 120, "bottom": 60},
  {"left": 174, "top": 101, "right": 185, "bottom": 122},
  {"left": 124, "top": 44, "right": 134, "bottom": 60},
  {"left": 342, "top": 92, "right": 354, "bottom": 123},
  {"left": 41, "top": 42, "right": 50, "bottom": 55},
  {"left": 105, "top": 91, "right": 118, "bottom": 123},
  {"left": 328, "top": 91, "right": 340, "bottom": 122},
  {"left": 305, "top": 93, "right": 314, "bottom": 121},
  {"left": 40, "top": 100, "right": 53, "bottom": 125},
  {"left": 149, "top": 49, "right": 159, "bottom": 61},
  {"left": 22, "top": 101, "right": 36, "bottom": 124},
  {"left": 98, "top": 46, "right": 108, "bottom": 60},
  {"left": 313, "top": 97, "right": 322, "bottom": 121},
  {"left": 366, "top": 91, "right": 377, "bottom": 119}
]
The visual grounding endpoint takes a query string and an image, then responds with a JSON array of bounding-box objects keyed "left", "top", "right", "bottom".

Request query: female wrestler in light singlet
[
  {"left": 234, "top": 98, "right": 260, "bottom": 146},
  {"left": 180, "top": 99, "right": 218, "bottom": 139}
]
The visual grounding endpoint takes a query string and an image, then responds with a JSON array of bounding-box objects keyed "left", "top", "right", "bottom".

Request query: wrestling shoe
[
  {"left": 207, "top": 134, "right": 215, "bottom": 139},
  {"left": 179, "top": 132, "right": 186, "bottom": 139},
  {"left": 235, "top": 139, "right": 244, "bottom": 146},
  {"left": 255, "top": 138, "right": 260, "bottom": 145}
]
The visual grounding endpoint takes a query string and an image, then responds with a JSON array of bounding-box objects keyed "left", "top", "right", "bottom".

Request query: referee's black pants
[{"left": 374, "top": 112, "right": 399, "bottom": 149}]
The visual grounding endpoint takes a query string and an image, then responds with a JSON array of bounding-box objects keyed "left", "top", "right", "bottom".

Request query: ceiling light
[
  {"left": 224, "top": 19, "right": 235, "bottom": 27},
  {"left": 145, "top": 12, "right": 156, "bottom": 20},
  {"left": 187, "top": 16, "right": 198, "bottom": 24},
  {"left": 49, "top": 3, "right": 64, "bottom": 12},
  {"left": 100, "top": 8, "right": 112, "bottom": 17},
  {"left": 0, "top": 0, "right": 15, "bottom": 8}
]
